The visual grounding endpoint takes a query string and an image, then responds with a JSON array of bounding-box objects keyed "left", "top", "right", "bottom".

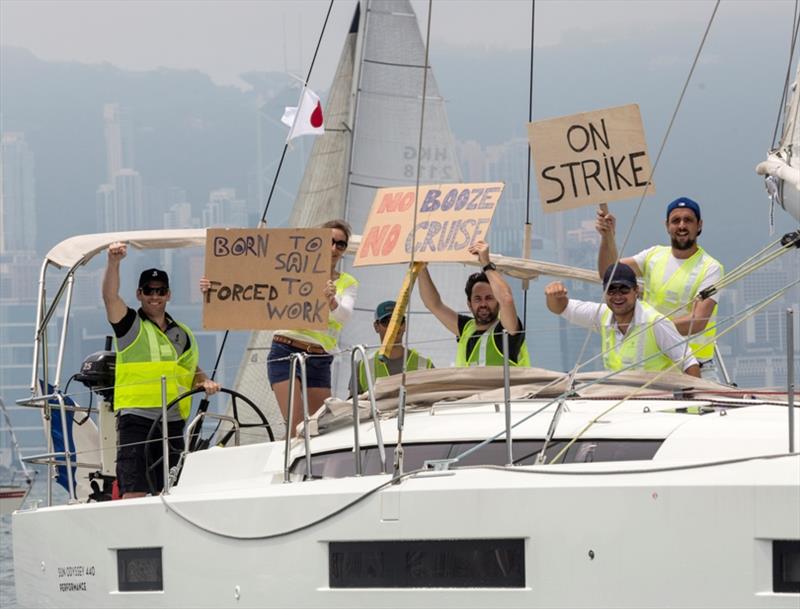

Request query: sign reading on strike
[
  {"left": 203, "top": 228, "right": 331, "bottom": 330},
  {"left": 354, "top": 182, "right": 504, "bottom": 267},
  {"left": 528, "top": 104, "right": 655, "bottom": 213}
]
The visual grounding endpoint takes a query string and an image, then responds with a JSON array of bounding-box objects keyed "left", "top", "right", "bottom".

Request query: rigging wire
[
  {"left": 399, "top": 0, "right": 434, "bottom": 477},
  {"left": 202, "top": 0, "right": 335, "bottom": 412},
  {"left": 566, "top": 0, "right": 721, "bottom": 378},
  {"left": 522, "top": 0, "right": 536, "bottom": 331},
  {"left": 770, "top": 0, "right": 800, "bottom": 149},
  {"left": 258, "top": 0, "right": 334, "bottom": 225}
]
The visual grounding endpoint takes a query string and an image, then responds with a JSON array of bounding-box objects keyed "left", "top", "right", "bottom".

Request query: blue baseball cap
[
  {"left": 375, "top": 300, "right": 396, "bottom": 322},
  {"left": 666, "top": 197, "right": 701, "bottom": 221}
]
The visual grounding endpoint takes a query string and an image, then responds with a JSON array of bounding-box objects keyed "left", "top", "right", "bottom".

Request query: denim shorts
[{"left": 267, "top": 340, "right": 333, "bottom": 388}]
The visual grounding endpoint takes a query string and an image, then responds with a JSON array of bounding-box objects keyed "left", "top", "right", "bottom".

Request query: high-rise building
[
  {"left": 103, "top": 103, "right": 135, "bottom": 184},
  {"left": 114, "top": 169, "right": 144, "bottom": 230},
  {"left": 95, "top": 184, "right": 116, "bottom": 232},
  {"left": 202, "top": 188, "right": 248, "bottom": 227},
  {"left": 97, "top": 104, "right": 143, "bottom": 231},
  {"left": 0, "top": 132, "right": 36, "bottom": 254}
]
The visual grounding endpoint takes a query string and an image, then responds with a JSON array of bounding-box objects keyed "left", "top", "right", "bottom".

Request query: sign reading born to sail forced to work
[
  {"left": 354, "top": 182, "right": 505, "bottom": 266},
  {"left": 528, "top": 104, "right": 655, "bottom": 213},
  {"left": 203, "top": 228, "right": 331, "bottom": 330}
]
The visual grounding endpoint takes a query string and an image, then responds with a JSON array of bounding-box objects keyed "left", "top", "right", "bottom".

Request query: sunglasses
[
  {"left": 332, "top": 238, "right": 348, "bottom": 252},
  {"left": 378, "top": 317, "right": 405, "bottom": 326},
  {"left": 606, "top": 284, "right": 632, "bottom": 296},
  {"left": 140, "top": 286, "right": 169, "bottom": 296}
]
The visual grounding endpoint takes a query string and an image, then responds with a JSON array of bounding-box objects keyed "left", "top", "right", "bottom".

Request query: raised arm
[
  {"left": 545, "top": 281, "right": 570, "bottom": 315},
  {"left": 470, "top": 241, "right": 520, "bottom": 334},
  {"left": 671, "top": 297, "right": 716, "bottom": 336},
  {"left": 596, "top": 207, "right": 640, "bottom": 277},
  {"left": 102, "top": 242, "right": 129, "bottom": 324},
  {"left": 417, "top": 264, "right": 459, "bottom": 335}
]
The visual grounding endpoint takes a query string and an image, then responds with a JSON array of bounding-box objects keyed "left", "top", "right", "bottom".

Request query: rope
[
  {"left": 522, "top": 0, "right": 536, "bottom": 331},
  {"left": 156, "top": 452, "right": 797, "bottom": 541},
  {"left": 549, "top": 280, "right": 797, "bottom": 464}
]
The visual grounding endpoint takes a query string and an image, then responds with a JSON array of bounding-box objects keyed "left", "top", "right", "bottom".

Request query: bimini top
[
  {"left": 43, "top": 230, "right": 601, "bottom": 283},
  {"left": 44, "top": 229, "right": 208, "bottom": 270}
]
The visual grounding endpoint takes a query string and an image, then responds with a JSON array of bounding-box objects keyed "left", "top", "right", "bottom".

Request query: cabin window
[
  {"left": 291, "top": 439, "right": 662, "bottom": 478},
  {"left": 329, "top": 539, "right": 525, "bottom": 588},
  {"left": 773, "top": 540, "right": 800, "bottom": 593},
  {"left": 117, "top": 547, "right": 163, "bottom": 592}
]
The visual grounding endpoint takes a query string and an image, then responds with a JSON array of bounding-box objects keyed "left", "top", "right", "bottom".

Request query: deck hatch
[
  {"left": 117, "top": 547, "right": 163, "bottom": 592},
  {"left": 773, "top": 540, "right": 800, "bottom": 593},
  {"left": 329, "top": 539, "right": 525, "bottom": 588}
]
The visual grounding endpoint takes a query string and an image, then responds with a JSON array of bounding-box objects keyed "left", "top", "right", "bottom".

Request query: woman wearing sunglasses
[
  {"left": 200, "top": 219, "right": 357, "bottom": 436},
  {"left": 267, "top": 219, "right": 358, "bottom": 434}
]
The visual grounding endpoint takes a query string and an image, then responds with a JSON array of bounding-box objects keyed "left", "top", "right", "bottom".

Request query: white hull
[
  {"left": 0, "top": 486, "right": 28, "bottom": 516},
  {"left": 12, "top": 401, "right": 800, "bottom": 608}
]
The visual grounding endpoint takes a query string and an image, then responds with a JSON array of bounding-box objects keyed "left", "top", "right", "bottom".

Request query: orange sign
[
  {"left": 528, "top": 103, "right": 655, "bottom": 213},
  {"left": 354, "top": 182, "right": 504, "bottom": 267},
  {"left": 203, "top": 228, "right": 330, "bottom": 330}
]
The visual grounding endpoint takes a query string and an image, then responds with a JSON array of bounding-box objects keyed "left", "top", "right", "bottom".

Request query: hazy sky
[{"left": 2, "top": 0, "right": 792, "bottom": 90}]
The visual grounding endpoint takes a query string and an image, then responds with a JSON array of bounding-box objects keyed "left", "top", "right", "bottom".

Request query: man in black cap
[
  {"left": 545, "top": 263, "right": 700, "bottom": 377},
  {"left": 103, "top": 241, "right": 219, "bottom": 498},
  {"left": 355, "top": 300, "right": 434, "bottom": 394},
  {"left": 596, "top": 197, "right": 722, "bottom": 378}
]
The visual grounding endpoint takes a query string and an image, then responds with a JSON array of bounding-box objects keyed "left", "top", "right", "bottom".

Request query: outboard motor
[{"left": 75, "top": 336, "right": 116, "bottom": 405}]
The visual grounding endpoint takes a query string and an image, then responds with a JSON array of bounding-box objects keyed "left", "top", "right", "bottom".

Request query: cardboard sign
[
  {"left": 528, "top": 104, "right": 655, "bottom": 213},
  {"left": 203, "top": 228, "right": 331, "bottom": 330},
  {"left": 354, "top": 182, "right": 504, "bottom": 266}
]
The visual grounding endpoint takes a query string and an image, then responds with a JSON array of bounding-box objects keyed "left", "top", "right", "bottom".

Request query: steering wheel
[{"left": 143, "top": 387, "right": 273, "bottom": 495}]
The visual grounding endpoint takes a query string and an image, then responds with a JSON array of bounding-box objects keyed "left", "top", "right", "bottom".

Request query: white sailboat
[
  {"left": 10, "top": 1, "right": 800, "bottom": 607},
  {"left": 0, "top": 397, "right": 33, "bottom": 516}
]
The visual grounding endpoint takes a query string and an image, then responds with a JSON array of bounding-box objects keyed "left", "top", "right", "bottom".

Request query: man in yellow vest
[
  {"left": 103, "top": 242, "right": 219, "bottom": 498},
  {"left": 545, "top": 263, "right": 700, "bottom": 377},
  {"left": 417, "top": 240, "right": 530, "bottom": 367},
  {"left": 597, "top": 197, "right": 722, "bottom": 379},
  {"left": 356, "top": 300, "right": 434, "bottom": 394}
]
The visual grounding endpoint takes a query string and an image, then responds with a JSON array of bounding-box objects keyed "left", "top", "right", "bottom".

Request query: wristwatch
[{"left": 482, "top": 262, "right": 497, "bottom": 273}]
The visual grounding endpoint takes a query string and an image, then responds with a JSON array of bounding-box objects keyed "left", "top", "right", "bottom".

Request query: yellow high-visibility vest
[
  {"left": 356, "top": 349, "right": 433, "bottom": 393},
  {"left": 291, "top": 272, "right": 359, "bottom": 352},
  {"left": 642, "top": 245, "right": 721, "bottom": 361},
  {"left": 600, "top": 302, "right": 674, "bottom": 371},
  {"left": 114, "top": 317, "right": 199, "bottom": 419},
  {"left": 455, "top": 319, "right": 530, "bottom": 367}
]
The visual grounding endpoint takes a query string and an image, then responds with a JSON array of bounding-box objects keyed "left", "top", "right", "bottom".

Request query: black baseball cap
[
  {"left": 138, "top": 268, "right": 170, "bottom": 289},
  {"left": 602, "top": 263, "right": 637, "bottom": 289}
]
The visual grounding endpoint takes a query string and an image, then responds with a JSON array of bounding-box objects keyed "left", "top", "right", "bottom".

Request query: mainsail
[
  {"left": 231, "top": 0, "right": 465, "bottom": 440},
  {"left": 339, "top": 0, "right": 464, "bottom": 367},
  {"left": 756, "top": 63, "right": 800, "bottom": 221}
]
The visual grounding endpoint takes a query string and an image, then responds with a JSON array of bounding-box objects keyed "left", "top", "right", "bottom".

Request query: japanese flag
[{"left": 281, "top": 87, "right": 324, "bottom": 142}]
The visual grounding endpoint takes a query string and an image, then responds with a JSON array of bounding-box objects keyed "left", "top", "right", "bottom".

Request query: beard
[
  {"left": 473, "top": 306, "right": 499, "bottom": 325},
  {"left": 671, "top": 235, "right": 696, "bottom": 251}
]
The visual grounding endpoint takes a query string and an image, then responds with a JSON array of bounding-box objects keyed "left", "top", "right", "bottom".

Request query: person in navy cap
[
  {"left": 545, "top": 264, "right": 700, "bottom": 377},
  {"left": 103, "top": 242, "right": 220, "bottom": 498},
  {"left": 596, "top": 198, "right": 723, "bottom": 380},
  {"left": 355, "top": 300, "right": 434, "bottom": 394}
]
